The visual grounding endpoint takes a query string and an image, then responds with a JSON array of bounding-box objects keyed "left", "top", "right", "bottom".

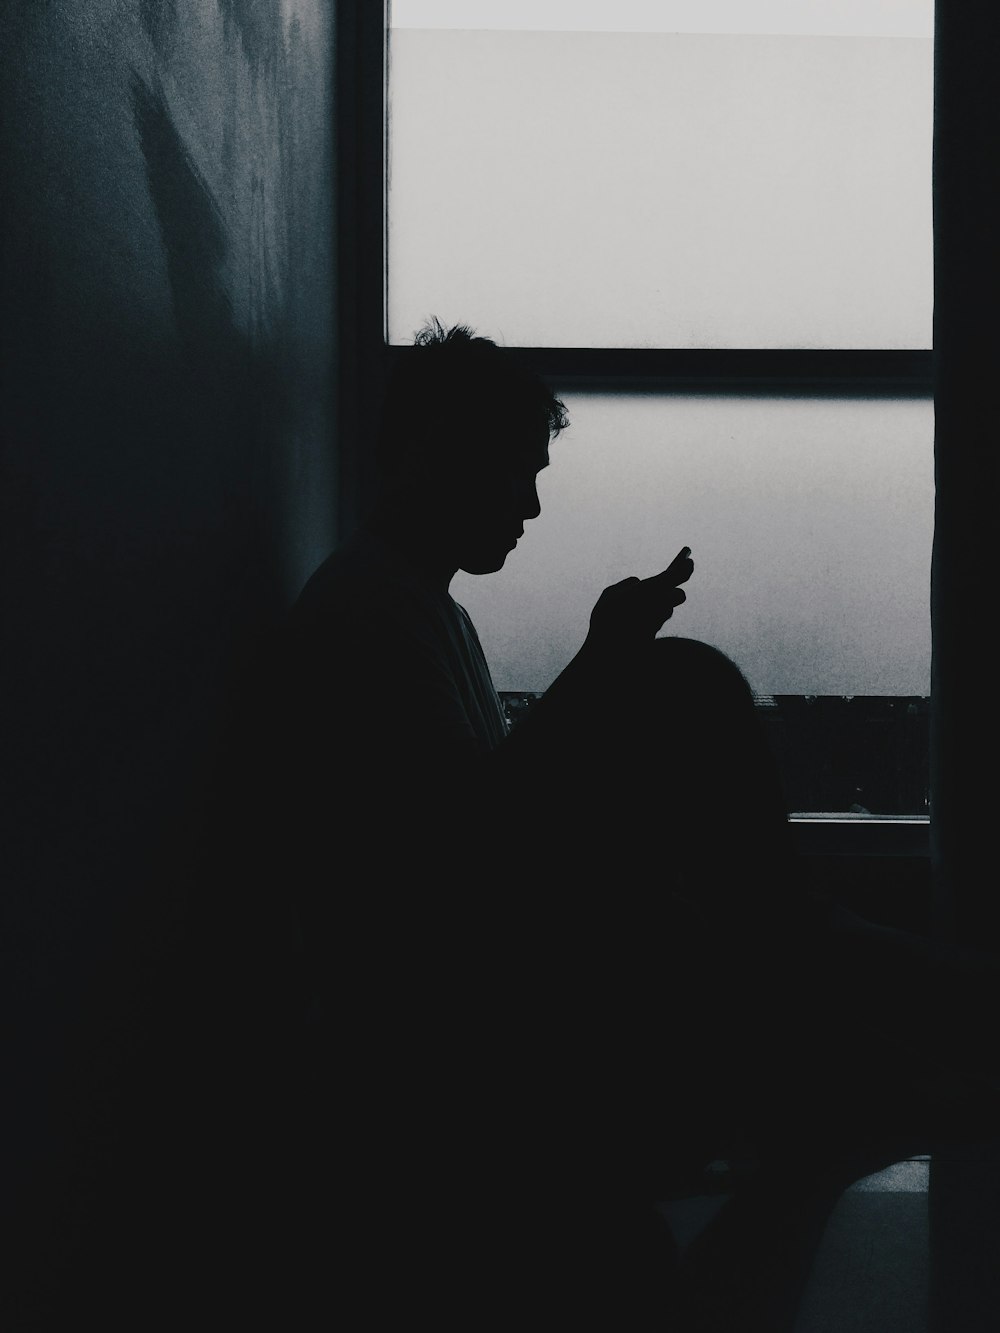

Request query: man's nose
[{"left": 523, "top": 483, "right": 541, "bottom": 521}]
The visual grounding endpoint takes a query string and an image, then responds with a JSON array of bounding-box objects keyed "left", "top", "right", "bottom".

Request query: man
[
  {"left": 242, "top": 321, "right": 999, "bottom": 1328},
  {"left": 271, "top": 321, "right": 786, "bottom": 1041},
  {"left": 248, "top": 320, "right": 809, "bottom": 1324}
]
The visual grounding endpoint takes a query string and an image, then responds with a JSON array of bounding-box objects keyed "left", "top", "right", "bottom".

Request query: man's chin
[{"left": 459, "top": 551, "right": 510, "bottom": 576}]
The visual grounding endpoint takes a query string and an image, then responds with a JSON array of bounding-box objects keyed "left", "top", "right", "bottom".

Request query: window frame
[{"left": 339, "top": 0, "right": 932, "bottom": 856}]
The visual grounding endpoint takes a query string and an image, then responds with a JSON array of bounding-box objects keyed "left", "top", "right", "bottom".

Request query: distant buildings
[{"left": 499, "top": 692, "right": 930, "bottom": 817}]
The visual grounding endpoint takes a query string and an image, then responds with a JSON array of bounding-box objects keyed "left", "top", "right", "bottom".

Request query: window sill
[{"left": 790, "top": 814, "right": 930, "bottom": 858}]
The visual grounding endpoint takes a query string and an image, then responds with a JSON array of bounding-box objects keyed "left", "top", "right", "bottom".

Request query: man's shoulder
[
  {"left": 295, "top": 533, "right": 401, "bottom": 610},
  {"left": 287, "top": 530, "right": 447, "bottom": 645}
]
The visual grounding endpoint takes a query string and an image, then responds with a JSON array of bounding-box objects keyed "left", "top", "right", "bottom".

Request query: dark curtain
[
  {"left": 929, "top": 11, "right": 1000, "bottom": 1326},
  {"left": 931, "top": 2, "right": 1000, "bottom": 945}
]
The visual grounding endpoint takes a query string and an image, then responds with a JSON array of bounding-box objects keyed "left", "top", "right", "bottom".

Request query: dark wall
[{"left": 1, "top": 2, "right": 336, "bottom": 1321}]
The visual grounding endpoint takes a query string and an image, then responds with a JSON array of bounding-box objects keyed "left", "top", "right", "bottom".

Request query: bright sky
[{"left": 390, "top": 1, "right": 934, "bottom": 39}]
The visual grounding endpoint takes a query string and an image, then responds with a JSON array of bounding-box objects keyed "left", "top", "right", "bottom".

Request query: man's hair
[{"left": 376, "top": 318, "right": 569, "bottom": 480}]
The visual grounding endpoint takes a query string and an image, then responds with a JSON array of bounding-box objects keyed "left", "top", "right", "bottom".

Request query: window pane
[
  {"left": 388, "top": 8, "right": 932, "bottom": 348},
  {"left": 451, "top": 394, "right": 933, "bottom": 698}
]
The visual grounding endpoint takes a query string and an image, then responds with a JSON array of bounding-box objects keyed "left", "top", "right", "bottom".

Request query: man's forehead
[{"left": 481, "top": 421, "right": 550, "bottom": 470}]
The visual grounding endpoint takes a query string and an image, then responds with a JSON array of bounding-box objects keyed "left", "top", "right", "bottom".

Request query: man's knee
[{"left": 649, "top": 635, "right": 755, "bottom": 705}]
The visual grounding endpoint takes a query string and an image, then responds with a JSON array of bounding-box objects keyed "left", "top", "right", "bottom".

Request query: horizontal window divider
[{"left": 387, "top": 345, "right": 933, "bottom": 396}]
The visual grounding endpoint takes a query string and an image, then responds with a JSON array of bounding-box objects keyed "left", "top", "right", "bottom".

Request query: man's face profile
[{"left": 452, "top": 423, "right": 551, "bottom": 576}]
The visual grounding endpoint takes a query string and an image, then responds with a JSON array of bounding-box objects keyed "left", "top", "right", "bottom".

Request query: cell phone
[
  {"left": 664, "top": 546, "right": 692, "bottom": 579},
  {"left": 644, "top": 546, "right": 693, "bottom": 590}
]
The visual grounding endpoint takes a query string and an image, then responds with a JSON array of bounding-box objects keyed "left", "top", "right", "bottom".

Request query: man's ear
[{"left": 383, "top": 450, "right": 456, "bottom": 510}]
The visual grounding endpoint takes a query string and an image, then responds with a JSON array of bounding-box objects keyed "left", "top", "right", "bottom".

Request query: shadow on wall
[
  {"left": 132, "top": 73, "right": 242, "bottom": 360},
  {"left": 1, "top": 3, "right": 335, "bottom": 1326},
  {"left": 143, "top": 0, "right": 288, "bottom": 72}
]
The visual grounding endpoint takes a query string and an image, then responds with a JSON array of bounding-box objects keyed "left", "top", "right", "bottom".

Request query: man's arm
[{"left": 493, "top": 547, "right": 695, "bottom": 761}]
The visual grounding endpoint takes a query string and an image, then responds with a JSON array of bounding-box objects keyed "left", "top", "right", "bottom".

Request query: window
[
  {"left": 388, "top": 0, "right": 933, "bottom": 349},
  {"left": 383, "top": 0, "right": 935, "bottom": 826}
]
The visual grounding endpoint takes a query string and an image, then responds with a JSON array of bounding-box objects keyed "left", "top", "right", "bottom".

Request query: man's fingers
[
  {"left": 641, "top": 550, "right": 694, "bottom": 599},
  {"left": 590, "top": 553, "right": 692, "bottom": 644},
  {"left": 660, "top": 547, "right": 694, "bottom": 583},
  {"left": 658, "top": 587, "right": 686, "bottom": 627},
  {"left": 664, "top": 545, "right": 693, "bottom": 581}
]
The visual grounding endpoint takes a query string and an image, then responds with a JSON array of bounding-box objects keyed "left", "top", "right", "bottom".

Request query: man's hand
[{"left": 586, "top": 547, "right": 694, "bottom": 653}]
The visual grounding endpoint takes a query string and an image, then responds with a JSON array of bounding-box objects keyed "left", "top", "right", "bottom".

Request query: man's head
[{"left": 376, "top": 320, "right": 569, "bottom": 574}]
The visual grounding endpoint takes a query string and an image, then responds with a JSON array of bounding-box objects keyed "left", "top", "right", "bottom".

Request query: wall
[{"left": 1, "top": 2, "right": 336, "bottom": 1323}]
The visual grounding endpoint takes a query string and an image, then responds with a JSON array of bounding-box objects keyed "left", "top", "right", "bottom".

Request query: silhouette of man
[
  {"left": 242, "top": 320, "right": 820, "bottom": 1322},
  {"left": 229, "top": 320, "right": 999, "bottom": 1329},
  {"left": 273, "top": 320, "right": 798, "bottom": 1023}
]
